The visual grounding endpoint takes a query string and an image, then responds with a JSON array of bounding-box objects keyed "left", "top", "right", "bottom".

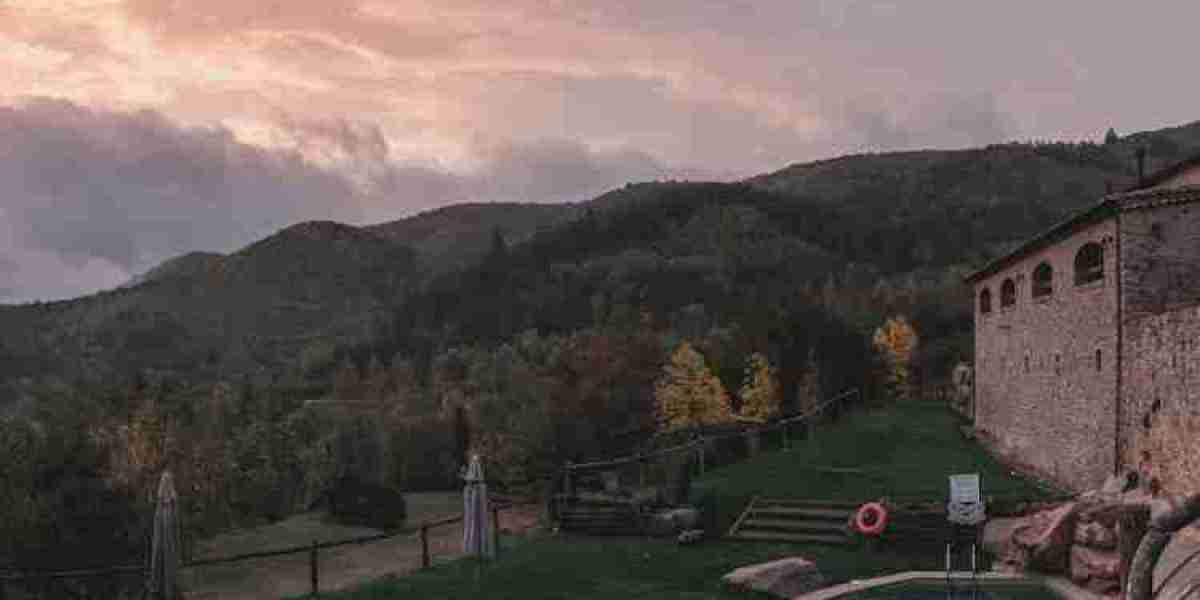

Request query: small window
[
  {"left": 1001, "top": 278, "right": 1016, "bottom": 307},
  {"left": 1054, "top": 353, "right": 1061, "bottom": 376},
  {"left": 979, "top": 288, "right": 992, "bottom": 314},
  {"left": 1075, "top": 242, "right": 1104, "bottom": 285},
  {"left": 1032, "top": 262, "right": 1053, "bottom": 298},
  {"left": 1095, "top": 349, "right": 1103, "bottom": 371},
  {"left": 1151, "top": 223, "right": 1163, "bottom": 241},
  {"left": 1024, "top": 354, "right": 1030, "bottom": 373}
]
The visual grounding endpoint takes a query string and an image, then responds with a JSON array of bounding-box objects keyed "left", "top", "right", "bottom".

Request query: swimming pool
[
  {"left": 798, "top": 573, "right": 1071, "bottom": 600},
  {"left": 835, "top": 581, "right": 1063, "bottom": 600}
]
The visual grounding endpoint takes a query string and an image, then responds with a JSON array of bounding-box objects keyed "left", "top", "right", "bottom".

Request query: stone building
[{"left": 965, "top": 152, "right": 1200, "bottom": 492}]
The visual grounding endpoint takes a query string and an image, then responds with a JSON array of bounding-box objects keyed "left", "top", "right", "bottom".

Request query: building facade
[{"left": 966, "top": 155, "right": 1200, "bottom": 492}]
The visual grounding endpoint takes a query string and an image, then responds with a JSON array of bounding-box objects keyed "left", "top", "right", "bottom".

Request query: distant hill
[
  {"left": 5, "top": 119, "right": 1200, "bottom": 402},
  {"left": 364, "top": 202, "right": 582, "bottom": 277},
  {"left": 0, "top": 221, "right": 418, "bottom": 393}
]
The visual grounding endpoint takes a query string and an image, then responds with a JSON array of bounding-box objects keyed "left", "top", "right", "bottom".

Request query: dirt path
[{"left": 181, "top": 503, "right": 545, "bottom": 599}]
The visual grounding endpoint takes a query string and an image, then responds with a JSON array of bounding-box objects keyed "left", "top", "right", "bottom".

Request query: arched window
[
  {"left": 979, "top": 288, "right": 992, "bottom": 314},
  {"left": 1095, "top": 348, "right": 1103, "bottom": 371},
  {"left": 1075, "top": 242, "right": 1104, "bottom": 285},
  {"left": 1032, "top": 262, "right": 1053, "bottom": 298},
  {"left": 1001, "top": 278, "right": 1016, "bottom": 307}
]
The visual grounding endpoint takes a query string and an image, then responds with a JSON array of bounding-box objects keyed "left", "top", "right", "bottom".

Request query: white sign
[{"left": 949, "top": 473, "right": 981, "bottom": 504}]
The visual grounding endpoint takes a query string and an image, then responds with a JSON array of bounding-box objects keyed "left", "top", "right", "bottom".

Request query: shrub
[{"left": 328, "top": 475, "right": 408, "bottom": 530}]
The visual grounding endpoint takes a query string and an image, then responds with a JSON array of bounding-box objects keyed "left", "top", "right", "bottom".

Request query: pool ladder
[{"left": 944, "top": 542, "right": 980, "bottom": 600}]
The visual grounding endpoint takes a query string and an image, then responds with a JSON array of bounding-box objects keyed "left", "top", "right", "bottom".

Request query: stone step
[
  {"left": 728, "top": 531, "right": 848, "bottom": 545},
  {"left": 750, "top": 507, "right": 853, "bottom": 520},
  {"left": 756, "top": 498, "right": 863, "bottom": 510},
  {"left": 739, "top": 519, "right": 848, "bottom": 534}
]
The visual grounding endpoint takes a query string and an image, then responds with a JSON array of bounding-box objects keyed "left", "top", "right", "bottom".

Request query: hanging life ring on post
[{"left": 854, "top": 502, "right": 889, "bottom": 536}]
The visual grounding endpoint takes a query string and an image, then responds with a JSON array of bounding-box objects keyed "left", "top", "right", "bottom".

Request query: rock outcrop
[
  {"left": 722, "top": 557, "right": 826, "bottom": 599},
  {"left": 992, "top": 475, "right": 1165, "bottom": 596}
]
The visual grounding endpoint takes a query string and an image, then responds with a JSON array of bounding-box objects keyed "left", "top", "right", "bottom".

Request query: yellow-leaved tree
[
  {"left": 872, "top": 315, "right": 919, "bottom": 401},
  {"left": 738, "top": 352, "right": 781, "bottom": 423},
  {"left": 654, "top": 341, "right": 733, "bottom": 431}
]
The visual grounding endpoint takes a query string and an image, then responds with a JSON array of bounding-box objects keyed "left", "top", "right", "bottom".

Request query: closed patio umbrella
[
  {"left": 146, "top": 470, "right": 181, "bottom": 600},
  {"left": 462, "top": 454, "right": 495, "bottom": 559}
]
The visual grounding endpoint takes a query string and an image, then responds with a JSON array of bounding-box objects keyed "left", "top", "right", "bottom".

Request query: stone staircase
[{"left": 727, "top": 496, "right": 859, "bottom": 545}]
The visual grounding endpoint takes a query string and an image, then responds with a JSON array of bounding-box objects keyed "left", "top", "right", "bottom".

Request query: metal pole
[
  {"left": 421, "top": 525, "right": 430, "bottom": 569},
  {"left": 310, "top": 540, "right": 319, "bottom": 597}
]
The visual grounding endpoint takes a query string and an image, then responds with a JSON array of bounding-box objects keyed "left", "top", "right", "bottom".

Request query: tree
[
  {"left": 738, "top": 352, "right": 780, "bottom": 423},
  {"left": 333, "top": 355, "right": 362, "bottom": 401},
  {"left": 299, "top": 338, "right": 338, "bottom": 379},
  {"left": 1104, "top": 127, "right": 1120, "bottom": 145},
  {"left": 872, "top": 315, "right": 920, "bottom": 401},
  {"left": 365, "top": 354, "right": 390, "bottom": 404},
  {"left": 653, "top": 341, "right": 733, "bottom": 431}
]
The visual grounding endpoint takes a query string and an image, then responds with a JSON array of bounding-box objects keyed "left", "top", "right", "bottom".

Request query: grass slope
[{"left": 291, "top": 401, "right": 1060, "bottom": 600}]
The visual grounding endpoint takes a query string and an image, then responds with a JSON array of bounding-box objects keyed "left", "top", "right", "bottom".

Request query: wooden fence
[
  {"left": 555, "top": 388, "right": 862, "bottom": 516},
  {"left": 0, "top": 498, "right": 516, "bottom": 600}
]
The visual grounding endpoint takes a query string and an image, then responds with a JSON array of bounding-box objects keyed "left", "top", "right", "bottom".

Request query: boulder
[
  {"left": 1078, "top": 501, "right": 1131, "bottom": 529},
  {"left": 645, "top": 508, "right": 700, "bottom": 537},
  {"left": 1011, "top": 502, "right": 1078, "bottom": 573},
  {"left": 1074, "top": 521, "right": 1118, "bottom": 550},
  {"left": 722, "top": 557, "right": 826, "bottom": 599},
  {"left": 1070, "top": 546, "right": 1120, "bottom": 583}
]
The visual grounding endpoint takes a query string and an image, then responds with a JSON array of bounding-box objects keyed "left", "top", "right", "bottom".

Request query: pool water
[{"left": 838, "top": 582, "right": 1063, "bottom": 600}]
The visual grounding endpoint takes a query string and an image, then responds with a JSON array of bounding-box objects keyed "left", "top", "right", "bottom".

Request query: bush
[{"left": 328, "top": 476, "right": 408, "bottom": 530}]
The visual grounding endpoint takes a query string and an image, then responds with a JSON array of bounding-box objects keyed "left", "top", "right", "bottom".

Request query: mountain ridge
[{"left": 5, "top": 119, "right": 1200, "bottom": 403}]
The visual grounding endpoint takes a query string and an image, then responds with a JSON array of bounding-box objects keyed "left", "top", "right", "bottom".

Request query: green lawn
[
  {"left": 702, "top": 400, "right": 1063, "bottom": 533},
  {"left": 293, "top": 401, "right": 1063, "bottom": 600}
]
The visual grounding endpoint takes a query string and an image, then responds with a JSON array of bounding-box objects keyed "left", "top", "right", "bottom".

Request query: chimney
[{"left": 1136, "top": 147, "right": 1147, "bottom": 186}]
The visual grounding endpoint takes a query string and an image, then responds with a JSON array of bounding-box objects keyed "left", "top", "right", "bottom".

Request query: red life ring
[{"left": 854, "top": 502, "right": 889, "bottom": 536}]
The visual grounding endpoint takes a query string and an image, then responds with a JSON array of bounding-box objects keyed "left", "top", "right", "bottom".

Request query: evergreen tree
[{"left": 1104, "top": 127, "right": 1120, "bottom": 145}]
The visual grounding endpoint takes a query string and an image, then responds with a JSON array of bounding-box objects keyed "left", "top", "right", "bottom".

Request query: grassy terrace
[{"left": 296, "top": 401, "right": 1061, "bottom": 600}]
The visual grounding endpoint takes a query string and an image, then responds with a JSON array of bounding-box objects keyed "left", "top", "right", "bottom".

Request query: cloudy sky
[{"left": 2, "top": 0, "right": 1199, "bottom": 303}]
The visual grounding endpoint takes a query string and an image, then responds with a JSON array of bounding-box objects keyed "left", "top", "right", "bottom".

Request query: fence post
[
  {"left": 309, "top": 540, "right": 319, "bottom": 597},
  {"left": 492, "top": 506, "right": 501, "bottom": 558},
  {"left": 421, "top": 524, "right": 430, "bottom": 569},
  {"left": 638, "top": 453, "right": 646, "bottom": 491},
  {"left": 563, "top": 461, "right": 573, "bottom": 498}
]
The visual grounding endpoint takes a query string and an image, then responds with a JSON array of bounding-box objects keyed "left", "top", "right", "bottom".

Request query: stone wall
[
  {"left": 1120, "top": 304, "right": 1200, "bottom": 471},
  {"left": 973, "top": 218, "right": 1119, "bottom": 492},
  {"left": 1119, "top": 202, "right": 1200, "bottom": 320}
]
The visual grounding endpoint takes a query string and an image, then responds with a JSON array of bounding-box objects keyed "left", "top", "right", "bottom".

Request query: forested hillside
[{"left": 4, "top": 121, "right": 1200, "bottom": 577}]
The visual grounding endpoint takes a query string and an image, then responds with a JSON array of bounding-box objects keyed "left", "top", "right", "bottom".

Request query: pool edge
[{"left": 792, "top": 572, "right": 1109, "bottom": 600}]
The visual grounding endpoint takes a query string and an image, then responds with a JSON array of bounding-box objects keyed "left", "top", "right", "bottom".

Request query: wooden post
[
  {"left": 492, "top": 507, "right": 501, "bottom": 558},
  {"left": 638, "top": 454, "right": 646, "bottom": 491},
  {"left": 421, "top": 524, "right": 430, "bottom": 569},
  {"left": 698, "top": 441, "right": 706, "bottom": 476},
  {"left": 563, "top": 462, "right": 573, "bottom": 498},
  {"left": 309, "top": 540, "right": 319, "bottom": 597}
]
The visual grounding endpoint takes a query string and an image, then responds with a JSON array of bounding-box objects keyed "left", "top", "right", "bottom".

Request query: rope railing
[
  {"left": 0, "top": 498, "right": 519, "bottom": 593},
  {"left": 564, "top": 388, "right": 860, "bottom": 476}
]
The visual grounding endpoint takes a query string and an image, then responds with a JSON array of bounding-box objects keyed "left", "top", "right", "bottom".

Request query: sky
[{"left": 2, "top": 0, "right": 1200, "bottom": 303}]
